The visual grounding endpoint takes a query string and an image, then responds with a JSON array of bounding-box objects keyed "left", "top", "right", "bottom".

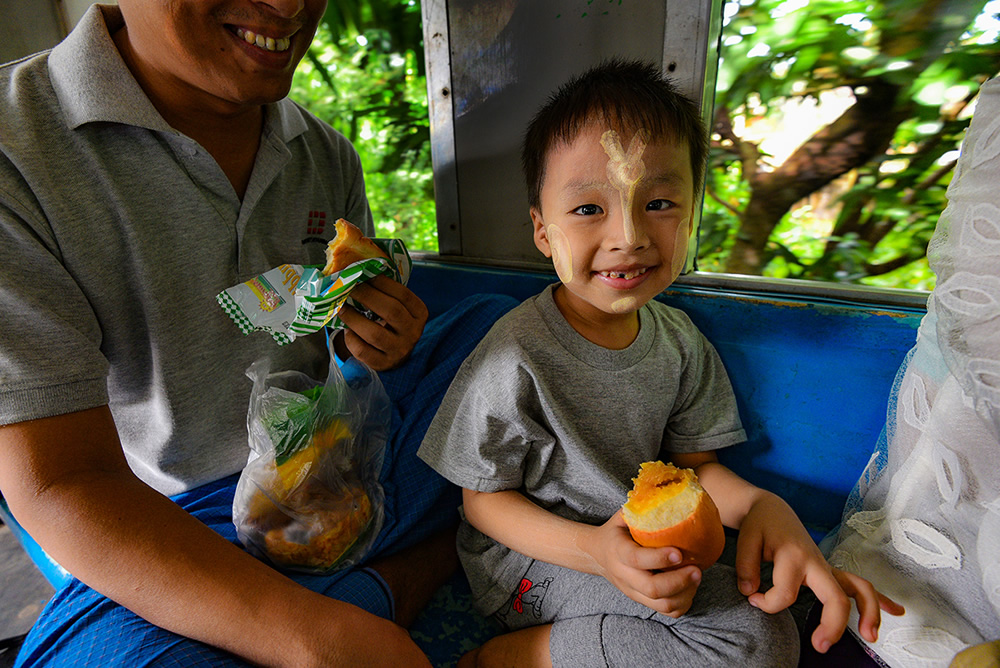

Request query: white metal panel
[{"left": 422, "top": 0, "right": 719, "bottom": 265}]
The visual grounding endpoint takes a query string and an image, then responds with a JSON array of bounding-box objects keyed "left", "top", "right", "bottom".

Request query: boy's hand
[
  {"left": 734, "top": 494, "right": 904, "bottom": 653},
  {"left": 586, "top": 511, "right": 703, "bottom": 617},
  {"left": 336, "top": 274, "right": 428, "bottom": 370}
]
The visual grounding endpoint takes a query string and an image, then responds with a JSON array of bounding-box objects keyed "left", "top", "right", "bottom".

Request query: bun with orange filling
[
  {"left": 621, "top": 461, "right": 725, "bottom": 570},
  {"left": 322, "top": 219, "right": 389, "bottom": 276}
]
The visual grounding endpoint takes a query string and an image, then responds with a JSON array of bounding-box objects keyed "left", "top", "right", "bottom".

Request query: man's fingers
[
  {"left": 338, "top": 305, "right": 389, "bottom": 345},
  {"left": 351, "top": 275, "right": 429, "bottom": 323},
  {"left": 335, "top": 277, "right": 428, "bottom": 370}
]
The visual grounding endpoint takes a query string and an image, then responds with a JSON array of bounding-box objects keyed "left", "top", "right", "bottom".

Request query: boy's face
[{"left": 532, "top": 123, "right": 696, "bottom": 331}]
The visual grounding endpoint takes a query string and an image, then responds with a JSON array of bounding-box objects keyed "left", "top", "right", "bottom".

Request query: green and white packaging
[{"left": 217, "top": 238, "right": 411, "bottom": 345}]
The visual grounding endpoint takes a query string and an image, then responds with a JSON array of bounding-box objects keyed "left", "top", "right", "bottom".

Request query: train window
[
  {"left": 293, "top": 0, "right": 997, "bottom": 302},
  {"left": 290, "top": 1, "right": 439, "bottom": 252},
  {"left": 701, "top": 0, "right": 1000, "bottom": 292}
]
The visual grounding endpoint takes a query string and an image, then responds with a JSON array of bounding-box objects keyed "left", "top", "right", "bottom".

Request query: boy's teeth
[
  {"left": 236, "top": 28, "right": 291, "bottom": 52},
  {"left": 601, "top": 267, "right": 647, "bottom": 280}
]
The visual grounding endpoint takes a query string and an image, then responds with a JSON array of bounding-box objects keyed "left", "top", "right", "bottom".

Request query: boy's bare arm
[
  {"left": 0, "top": 407, "right": 431, "bottom": 668},
  {"left": 462, "top": 487, "right": 702, "bottom": 617}
]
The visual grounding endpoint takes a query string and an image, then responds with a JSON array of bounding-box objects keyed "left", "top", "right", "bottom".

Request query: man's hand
[
  {"left": 582, "top": 511, "right": 703, "bottom": 618},
  {"left": 335, "top": 275, "right": 428, "bottom": 370}
]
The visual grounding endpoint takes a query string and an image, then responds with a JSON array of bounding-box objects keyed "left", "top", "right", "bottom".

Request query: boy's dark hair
[{"left": 521, "top": 58, "right": 708, "bottom": 209}]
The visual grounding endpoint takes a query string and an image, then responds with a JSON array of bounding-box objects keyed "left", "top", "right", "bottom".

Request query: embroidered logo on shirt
[{"left": 302, "top": 210, "right": 328, "bottom": 245}]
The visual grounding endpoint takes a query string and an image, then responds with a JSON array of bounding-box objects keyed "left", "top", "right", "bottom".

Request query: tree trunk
[{"left": 724, "top": 79, "right": 908, "bottom": 274}]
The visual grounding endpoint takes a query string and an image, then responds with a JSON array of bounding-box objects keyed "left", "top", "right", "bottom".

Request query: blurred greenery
[
  {"left": 290, "top": 0, "right": 439, "bottom": 251},
  {"left": 291, "top": 0, "right": 1000, "bottom": 289},
  {"left": 707, "top": 0, "right": 1000, "bottom": 290}
]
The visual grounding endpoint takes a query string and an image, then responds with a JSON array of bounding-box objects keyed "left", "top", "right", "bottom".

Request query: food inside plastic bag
[{"left": 233, "top": 348, "right": 390, "bottom": 573}]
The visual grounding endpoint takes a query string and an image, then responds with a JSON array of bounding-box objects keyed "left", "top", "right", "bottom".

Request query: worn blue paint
[
  {"left": 0, "top": 497, "right": 70, "bottom": 589},
  {"left": 409, "top": 260, "right": 924, "bottom": 539}
]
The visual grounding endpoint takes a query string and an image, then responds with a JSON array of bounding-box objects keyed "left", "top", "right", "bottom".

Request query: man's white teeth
[
  {"left": 601, "top": 267, "right": 648, "bottom": 280},
  {"left": 236, "top": 28, "right": 291, "bottom": 52}
]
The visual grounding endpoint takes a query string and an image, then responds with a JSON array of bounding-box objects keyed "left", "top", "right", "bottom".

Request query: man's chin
[{"left": 224, "top": 81, "right": 294, "bottom": 108}]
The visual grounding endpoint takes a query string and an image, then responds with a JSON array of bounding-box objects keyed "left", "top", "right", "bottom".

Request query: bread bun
[
  {"left": 621, "top": 461, "right": 725, "bottom": 570},
  {"left": 322, "top": 218, "right": 389, "bottom": 276}
]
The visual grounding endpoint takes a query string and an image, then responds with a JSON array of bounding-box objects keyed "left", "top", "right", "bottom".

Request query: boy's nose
[{"left": 608, "top": 208, "right": 650, "bottom": 251}]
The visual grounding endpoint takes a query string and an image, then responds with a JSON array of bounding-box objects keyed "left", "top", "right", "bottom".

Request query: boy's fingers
[
  {"left": 831, "top": 568, "right": 904, "bottom": 644},
  {"left": 804, "top": 568, "right": 852, "bottom": 653},
  {"left": 733, "top": 530, "right": 763, "bottom": 596},
  {"left": 878, "top": 592, "right": 905, "bottom": 616},
  {"left": 629, "top": 546, "right": 685, "bottom": 571},
  {"left": 746, "top": 576, "right": 799, "bottom": 615}
]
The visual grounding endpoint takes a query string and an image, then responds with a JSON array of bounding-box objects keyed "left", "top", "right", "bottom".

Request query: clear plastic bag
[{"left": 233, "top": 346, "right": 389, "bottom": 573}]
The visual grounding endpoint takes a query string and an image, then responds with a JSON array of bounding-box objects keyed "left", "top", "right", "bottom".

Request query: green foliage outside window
[
  {"left": 290, "top": 1, "right": 439, "bottom": 251},
  {"left": 706, "top": 0, "right": 1000, "bottom": 290},
  {"left": 291, "top": 0, "right": 1000, "bottom": 290}
]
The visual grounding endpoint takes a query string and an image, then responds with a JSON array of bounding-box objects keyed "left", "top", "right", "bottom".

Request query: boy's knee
[{"left": 741, "top": 606, "right": 800, "bottom": 667}]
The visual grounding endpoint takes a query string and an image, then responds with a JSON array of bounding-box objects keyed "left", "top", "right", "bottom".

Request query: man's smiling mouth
[{"left": 234, "top": 27, "right": 291, "bottom": 52}]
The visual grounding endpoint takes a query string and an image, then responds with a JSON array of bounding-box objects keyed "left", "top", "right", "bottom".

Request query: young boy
[{"left": 418, "top": 59, "right": 900, "bottom": 667}]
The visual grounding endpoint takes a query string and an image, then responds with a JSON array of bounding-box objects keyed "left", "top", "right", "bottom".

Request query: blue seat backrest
[{"left": 408, "top": 260, "right": 924, "bottom": 539}]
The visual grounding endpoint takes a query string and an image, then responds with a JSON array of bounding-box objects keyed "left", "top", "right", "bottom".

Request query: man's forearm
[
  {"left": 23, "top": 470, "right": 367, "bottom": 665},
  {"left": 0, "top": 408, "right": 409, "bottom": 667}
]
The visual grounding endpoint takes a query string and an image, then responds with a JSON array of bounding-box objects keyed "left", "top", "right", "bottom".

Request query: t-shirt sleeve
[
  {"left": 0, "top": 190, "right": 109, "bottom": 425},
  {"left": 418, "top": 333, "right": 539, "bottom": 492},
  {"left": 665, "top": 320, "right": 746, "bottom": 452}
]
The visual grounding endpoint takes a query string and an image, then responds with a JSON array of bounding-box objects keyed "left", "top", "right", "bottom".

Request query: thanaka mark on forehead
[{"left": 600, "top": 129, "right": 649, "bottom": 245}]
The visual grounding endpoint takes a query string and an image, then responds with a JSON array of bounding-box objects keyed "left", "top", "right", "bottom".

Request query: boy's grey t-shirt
[{"left": 418, "top": 284, "right": 746, "bottom": 615}]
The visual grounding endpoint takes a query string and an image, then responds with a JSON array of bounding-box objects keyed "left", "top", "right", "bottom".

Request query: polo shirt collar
[{"left": 48, "top": 4, "right": 308, "bottom": 144}]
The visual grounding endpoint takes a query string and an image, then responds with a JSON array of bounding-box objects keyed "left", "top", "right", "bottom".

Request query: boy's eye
[
  {"left": 646, "top": 199, "right": 675, "bottom": 211},
  {"left": 572, "top": 204, "right": 603, "bottom": 216}
]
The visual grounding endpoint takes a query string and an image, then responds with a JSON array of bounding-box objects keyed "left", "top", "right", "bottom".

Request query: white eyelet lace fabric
[{"left": 824, "top": 76, "right": 1000, "bottom": 667}]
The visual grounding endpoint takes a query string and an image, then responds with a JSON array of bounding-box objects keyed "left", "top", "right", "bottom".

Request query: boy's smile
[{"left": 532, "top": 123, "right": 695, "bottom": 348}]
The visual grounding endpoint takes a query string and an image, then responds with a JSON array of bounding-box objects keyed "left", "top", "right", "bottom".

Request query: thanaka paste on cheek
[
  {"left": 547, "top": 223, "right": 574, "bottom": 283},
  {"left": 671, "top": 216, "right": 691, "bottom": 281},
  {"left": 600, "top": 129, "right": 649, "bottom": 245}
]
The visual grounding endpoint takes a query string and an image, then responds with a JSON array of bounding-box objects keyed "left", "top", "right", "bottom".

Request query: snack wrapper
[{"left": 216, "top": 238, "right": 411, "bottom": 345}]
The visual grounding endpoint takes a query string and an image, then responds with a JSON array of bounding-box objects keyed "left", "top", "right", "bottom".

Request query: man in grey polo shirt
[{"left": 0, "top": 1, "right": 515, "bottom": 665}]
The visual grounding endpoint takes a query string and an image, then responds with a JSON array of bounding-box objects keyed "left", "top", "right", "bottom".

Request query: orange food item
[
  {"left": 621, "top": 461, "right": 725, "bottom": 570},
  {"left": 262, "top": 483, "right": 373, "bottom": 571},
  {"left": 322, "top": 218, "right": 389, "bottom": 276}
]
